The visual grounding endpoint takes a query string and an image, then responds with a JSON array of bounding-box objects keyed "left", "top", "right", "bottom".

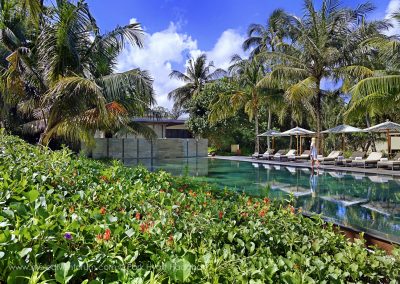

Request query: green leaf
[
  {"left": 27, "top": 189, "right": 40, "bottom": 202},
  {"left": 125, "top": 228, "right": 134, "bottom": 238},
  {"left": 55, "top": 262, "right": 73, "bottom": 284},
  {"left": 165, "top": 258, "right": 192, "bottom": 282},
  {"left": 19, "top": 247, "right": 32, "bottom": 258}
]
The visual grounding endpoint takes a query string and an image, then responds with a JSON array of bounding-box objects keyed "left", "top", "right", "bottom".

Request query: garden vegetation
[{"left": 0, "top": 132, "right": 399, "bottom": 283}]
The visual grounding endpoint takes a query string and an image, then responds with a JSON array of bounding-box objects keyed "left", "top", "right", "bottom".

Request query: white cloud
[
  {"left": 116, "top": 20, "right": 246, "bottom": 109},
  {"left": 205, "top": 29, "right": 247, "bottom": 70},
  {"left": 385, "top": 0, "right": 400, "bottom": 35}
]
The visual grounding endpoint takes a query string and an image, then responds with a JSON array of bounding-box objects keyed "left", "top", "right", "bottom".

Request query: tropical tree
[
  {"left": 168, "top": 54, "right": 225, "bottom": 113},
  {"left": 344, "top": 11, "right": 400, "bottom": 122},
  {"left": 242, "top": 9, "right": 288, "bottom": 56},
  {"left": 260, "top": 0, "right": 376, "bottom": 151},
  {"left": 0, "top": 0, "right": 155, "bottom": 145},
  {"left": 209, "top": 56, "right": 282, "bottom": 153}
]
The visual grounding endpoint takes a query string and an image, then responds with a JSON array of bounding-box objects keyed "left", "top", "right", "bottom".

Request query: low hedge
[{"left": 0, "top": 132, "right": 399, "bottom": 283}]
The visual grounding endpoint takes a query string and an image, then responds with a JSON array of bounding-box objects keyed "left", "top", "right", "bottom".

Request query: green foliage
[
  {"left": 0, "top": 0, "right": 155, "bottom": 145},
  {"left": 0, "top": 133, "right": 399, "bottom": 283}
]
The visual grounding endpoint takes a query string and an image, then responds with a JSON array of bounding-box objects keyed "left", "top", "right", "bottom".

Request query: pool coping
[{"left": 212, "top": 156, "right": 400, "bottom": 177}]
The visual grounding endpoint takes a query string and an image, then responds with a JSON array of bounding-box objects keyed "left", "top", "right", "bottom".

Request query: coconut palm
[
  {"left": 168, "top": 54, "right": 225, "bottom": 113},
  {"left": 344, "top": 11, "right": 400, "bottom": 120},
  {"left": 209, "top": 56, "right": 282, "bottom": 153},
  {"left": 260, "top": 0, "right": 376, "bottom": 151},
  {"left": 0, "top": 0, "right": 155, "bottom": 145},
  {"left": 242, "top": 9, "right": 288, "bottom": 56}
]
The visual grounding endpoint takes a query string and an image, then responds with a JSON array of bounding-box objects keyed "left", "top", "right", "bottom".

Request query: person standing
[{"left": 310, "top": 137, "right": 319, "bottom": 171}]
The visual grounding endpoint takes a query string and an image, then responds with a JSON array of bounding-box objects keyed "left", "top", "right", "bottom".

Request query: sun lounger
[
  {"left": 271, "top": 149, "right": 286, "bottom": 160},
  {"left": 259, "top": 149, "right": 275, "bottom": 160},
  {"left": 274, "top": 149, "right": 296, "bottom": 161},
  {"left": 377, "top": 153, "right": 400, "bottom": 170},
  {"left": 351, "top": 152, "right": 383, "bottom": 168},
  {"left": 334, "top": 151, "right": 365, "bottom": 166},
  {"left": 317, "top": 151, "right": 342, "bottom": 164},
  {"left": 288, "top": 150, "right": 310, "bottom": 161},
  {"left": 251, "top": 152, "right": 260, "bottom": 159}
]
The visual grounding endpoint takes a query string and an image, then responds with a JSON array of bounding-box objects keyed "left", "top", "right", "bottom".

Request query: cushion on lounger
[{"left": 355, "top": 157, "right": 362, "bottom": 160}]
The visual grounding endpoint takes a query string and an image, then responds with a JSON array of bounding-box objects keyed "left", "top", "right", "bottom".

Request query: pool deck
[{"left": 213, "top": 156, "right": 400, "bottom": 177}]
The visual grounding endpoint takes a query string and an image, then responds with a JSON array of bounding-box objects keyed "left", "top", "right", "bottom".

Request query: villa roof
[{"left": 133, "top": 117, "right": 186, "bottom": 126}]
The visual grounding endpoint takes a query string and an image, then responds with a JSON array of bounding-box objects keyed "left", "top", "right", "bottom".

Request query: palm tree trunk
[
  {"left": 267, "top": 107, "right": 271, "bottom": 150},
  {"left": 365, "top": 113, "right": 376, "bottom": 152},
  {"left": 315, "top": 80, "right": 322, "bottom": 153},
  {"left": 289, "top": 119, "right": 294, "bottom": 148},
  {"left": 255, "top": 110, "right": 260, "bottom": 153}
]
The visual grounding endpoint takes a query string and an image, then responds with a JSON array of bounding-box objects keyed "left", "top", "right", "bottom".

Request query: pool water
[{"left": 124, "top": 157, "right": 400, "bottom": 243}]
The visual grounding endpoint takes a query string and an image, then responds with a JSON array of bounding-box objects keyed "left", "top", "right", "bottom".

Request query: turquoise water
[{"left": 124, "top": 157, "right": 400, "bottom": 243}]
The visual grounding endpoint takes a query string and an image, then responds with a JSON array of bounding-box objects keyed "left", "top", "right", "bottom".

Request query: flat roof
[{"left": 133, "top": 117, "right": 186, "bottom": 126}]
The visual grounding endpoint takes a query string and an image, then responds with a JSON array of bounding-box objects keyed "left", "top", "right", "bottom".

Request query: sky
[{"left": 84, "top": 0, "right": 399, "bottom": 109}]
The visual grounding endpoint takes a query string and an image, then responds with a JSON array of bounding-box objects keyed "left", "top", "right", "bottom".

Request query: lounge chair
[
  {"left": 288, "top": 150, "right": 310, "bottom": 162},
  {"left": 271, "top": 149, "right": 286, "bottom": 160},
  {"left": 351, "top": 152, "right": 383, "bottom": 168},
  {"left": 274, "top": 149, "right": 296, "bottom": 161},
  {"left": 259, "top": 149, "right": 275, "bottom": 160},
  {"left": 317, "top": 151, "right": 342, "bottom": 164},
  {"left": 334, "top": 151, "right": 365, "bottom": 166},
  {"left": 377, "top": 153, "right": 400, "bottom": 170},
  {"left": 251, "top": 152, "right": 260, "bottom": 159}
]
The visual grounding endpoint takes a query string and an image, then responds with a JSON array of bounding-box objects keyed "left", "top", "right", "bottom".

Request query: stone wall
[{"left": 89, "top": 138, "right": 208, "bottom": 159}]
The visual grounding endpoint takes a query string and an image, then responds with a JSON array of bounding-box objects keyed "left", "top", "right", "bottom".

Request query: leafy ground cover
[{"left": 0, "top": 133, "right": 399, "bottom": 283}]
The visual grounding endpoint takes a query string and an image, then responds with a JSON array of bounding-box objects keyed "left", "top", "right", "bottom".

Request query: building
[{"left": 86, "top": 115, "right": 208, "bottom": 160}]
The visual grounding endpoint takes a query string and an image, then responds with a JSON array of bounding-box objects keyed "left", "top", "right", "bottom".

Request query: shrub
[{"left": 0, "top": 133, "right": 399, "bottom": 283}]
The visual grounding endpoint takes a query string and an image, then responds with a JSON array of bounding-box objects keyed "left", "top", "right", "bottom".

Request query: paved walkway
[{"left": 214, "top": 156, "right": 400, "bottom": 177}]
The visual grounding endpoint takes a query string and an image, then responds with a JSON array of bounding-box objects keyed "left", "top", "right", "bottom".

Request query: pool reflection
[{"left": 125, "top": 158, "right": 400, "bottom": 243}]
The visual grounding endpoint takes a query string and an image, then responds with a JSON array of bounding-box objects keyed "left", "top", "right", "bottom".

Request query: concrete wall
[{"left": 89, "top": 138, "right": 208, "bottom": 159}]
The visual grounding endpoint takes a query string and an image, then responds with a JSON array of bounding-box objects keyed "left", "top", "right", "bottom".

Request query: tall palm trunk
[
  {"left": 365, "top": 113, "right": 376, "bottom": 152},
  {"left": 289, "top": 118, "right": 294, "bottom": 148},
  {"left": 315, "top": 80, "right": 322, "bottom": 153},
  {"left": 255, "top": 110, "right": 260, "bottom": 153},
  {"left": 267, "top": 107, "right": 271, "bottom": 150}
]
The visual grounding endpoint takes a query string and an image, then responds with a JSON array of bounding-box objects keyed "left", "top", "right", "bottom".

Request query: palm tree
[
  {"left": 0, "top": 0, "right": 155, "bottom": 145},
  {"left": 209, "top": 56, "right": 282, "bottom": 153},
  {"left": 242, "top": 9, "right": 288, "bottom": 56},
  {"left": 168, "top": 54, "right": 225, "bottom": 113},
  {"left": 344, "top": 11, "right": 400, "bottom": 121},
  {"left": 260, "top": 0, "right": 375, "bottom": 151}
]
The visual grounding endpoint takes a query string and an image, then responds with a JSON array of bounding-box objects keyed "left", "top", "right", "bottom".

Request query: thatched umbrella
[
  {"left": 364, "top": 120, "right": 400, "bottom": 155},
  {"left": 321, "top": 124, "right": 363, "bottom": 151}
]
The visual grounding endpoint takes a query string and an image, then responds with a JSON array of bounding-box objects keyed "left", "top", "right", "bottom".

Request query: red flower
[
  {"left": 218, "top": 211, "right": 224, "bottom": 219},
  {"left": 96, "top": 233, "right": 103, "bottom": 240},
  {"left": 100, "top": 175, "right": 109, "bottom": 183},
  {"left": 103, "top": 229, "right": 111, "bottom": 241},
  {"left": 288, "top": 205, "right": 295, "bottom": 214},
  {"left": 100, "top": 207, "right": 106, "bottom": 215},
  {"left": 246, "top": 199, "right": 252, "bottom": 207},
  {"left": 241, "top": 212, "right": 248, "bottom": 218},
  {"left": 258, "top": 210, "right": 266, "bottom": 217},
  {"left": 167, "top": 234, "right": 174, "bottom": 246},
  {"left": 140, "top": 223, "right": 149, "bottom": 233},
  {"left": 263, "top": 197, "right": 270, "bottom": 204},
  {"left": 135, "top": 212, "right": 141, "bottom": 220},
  {"left": 69, "top": 206, "right": 75, "bottom": 213}
]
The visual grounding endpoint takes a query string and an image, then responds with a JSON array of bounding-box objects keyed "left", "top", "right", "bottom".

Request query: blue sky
[{"left": 84, "top": 0, "right": 398, "bottom": 108}]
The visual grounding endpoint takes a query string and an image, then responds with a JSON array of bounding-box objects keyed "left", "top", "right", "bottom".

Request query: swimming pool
[{"left": 124, "top": 157, "right": 400, "bottom": 243}]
